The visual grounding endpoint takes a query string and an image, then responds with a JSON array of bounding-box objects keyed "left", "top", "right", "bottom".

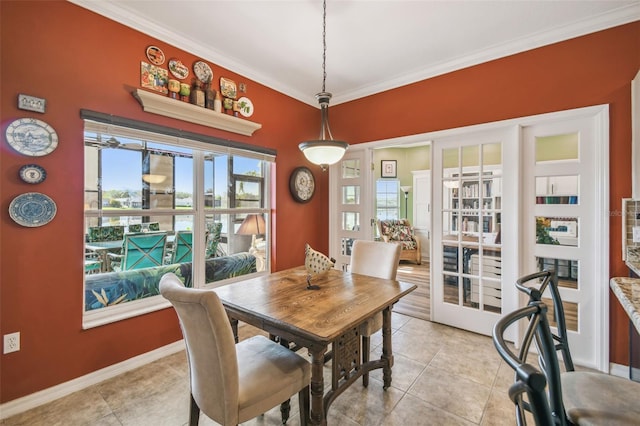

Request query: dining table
[
  {"left": 85, "top": 240, "right": 125, "bottom": 272},
  {"left": 213, "top": 266, "right": 417, "bottom": 425}
]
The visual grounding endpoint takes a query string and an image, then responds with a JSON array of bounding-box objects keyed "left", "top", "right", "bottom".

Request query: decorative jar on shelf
[
  {"left": 168, "top": 79, "right": 180, "bottom": 100},
  {"left": 190, "top": 80, "right": 205, "bottom": 107},
  {"left": 179, "top": 83, "right": 190, "bottom": 102},
  {"left": 204, "top": 84, "right": 216, "bottom": 110}
]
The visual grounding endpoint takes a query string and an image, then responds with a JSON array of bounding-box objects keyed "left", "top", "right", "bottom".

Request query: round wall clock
[
  {"left": 6, "top": 118, "right": 58, "bottom": 157},
  {"left": 289, "top": 166, "right": 315, "bottom": 203}
]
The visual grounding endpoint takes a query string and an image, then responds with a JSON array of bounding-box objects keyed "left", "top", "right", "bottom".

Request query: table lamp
[{"left": 237, "top": 214, "right": 266, "bottom": 249}]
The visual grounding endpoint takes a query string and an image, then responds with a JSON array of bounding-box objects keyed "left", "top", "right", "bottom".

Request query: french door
[
  {"left": 521, "top": 110, "right": 609, "bottom": 370},
  {"left": 329, "top": 148, "right": 373, "bottom": 270},
  {"left": 432, "top": 127, "right": 519, "bottom": 337}
]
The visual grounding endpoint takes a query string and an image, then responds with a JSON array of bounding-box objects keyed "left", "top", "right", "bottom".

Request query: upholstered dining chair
[
  {"left": 108, "top": 232, "right": 167, "bottom": 271},
  {"left": 350, "top": 239, "right": 402, "bottom": 387},
  {"left": 159, "top": 273, "right": 310, "bottom": 426},
  {"left": 494, "top": 299, "right": 640, "bottom": 425}
]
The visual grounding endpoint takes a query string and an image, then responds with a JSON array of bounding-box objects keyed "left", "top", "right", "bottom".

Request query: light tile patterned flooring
[{"left": 2, "top": 314, "right": 516, "bottom": 426}]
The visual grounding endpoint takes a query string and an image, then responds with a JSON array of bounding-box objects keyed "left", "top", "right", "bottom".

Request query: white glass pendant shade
[{"left": 299, "top": 140, "right": 348, "bottom": 169}]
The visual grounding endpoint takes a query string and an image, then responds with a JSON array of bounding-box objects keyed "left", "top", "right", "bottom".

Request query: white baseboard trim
[
  {"left": 0, "top": 340, "right": 185, "bottom": 420},
  {"left": 609, "top": 362, "right": 630, "bottom": 378}
]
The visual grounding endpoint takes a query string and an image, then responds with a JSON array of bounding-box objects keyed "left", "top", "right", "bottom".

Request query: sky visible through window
[{"left": 102, "top": 149, "right": 260, "bottom": 195}]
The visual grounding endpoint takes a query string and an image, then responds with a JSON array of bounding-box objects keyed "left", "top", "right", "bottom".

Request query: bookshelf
[{"left": 444, "top": 171, "right": 501, "bottom": 241}]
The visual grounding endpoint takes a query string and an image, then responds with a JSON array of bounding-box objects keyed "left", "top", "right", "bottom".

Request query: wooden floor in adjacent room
[{"left": 393, "top": 260, "right": 430, "bottom": 321}]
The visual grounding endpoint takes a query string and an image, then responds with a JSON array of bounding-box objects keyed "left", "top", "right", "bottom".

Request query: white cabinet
[{"left": 470, "top": 254, "right": 502, "bottom": 308}]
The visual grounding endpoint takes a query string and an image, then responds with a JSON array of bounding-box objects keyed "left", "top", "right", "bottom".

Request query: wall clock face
[{"left": 289, "top": 167, "right": 315, "bottom": 203}]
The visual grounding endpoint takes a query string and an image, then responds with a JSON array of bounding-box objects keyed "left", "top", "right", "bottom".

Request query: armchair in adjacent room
[{"left": 377, "top": 219, "right": 421, "bottom": 264}]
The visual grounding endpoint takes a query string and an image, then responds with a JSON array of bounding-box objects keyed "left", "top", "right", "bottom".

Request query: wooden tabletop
[{"left": 214, "top": 266, "right": 417, "bottom": 344}]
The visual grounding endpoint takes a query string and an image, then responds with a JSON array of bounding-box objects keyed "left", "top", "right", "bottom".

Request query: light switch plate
[
  {"left": 633, "top": 226, "right": 640, "bottom": 243},
  {"left": 18, "top": 94, "right": 46, "bottom": 113}
]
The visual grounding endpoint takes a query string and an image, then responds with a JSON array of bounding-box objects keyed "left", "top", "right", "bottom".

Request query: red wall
[
  {"left": 0, "top": 1, "right": 327, "bottom": 403},
  {"left": 1, "top": 0, "right": 638, "bottom": 404},
  {"left": 333, "top": 22, "right": 640, "bottom": 367}
]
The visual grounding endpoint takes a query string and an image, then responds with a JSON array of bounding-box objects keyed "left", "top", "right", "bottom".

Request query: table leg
[
  {"left": 309, "top": 345, "right": 327, "bottom": 426},
  {"left": 381, "top": 306, "right": 394, "bottom": 390},
  {"left": 229, "top": 317, "right": 239, "bottom": 343}
]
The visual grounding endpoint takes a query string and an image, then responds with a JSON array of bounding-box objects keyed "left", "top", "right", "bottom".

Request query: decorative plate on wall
[
  {"left": 237, "top": 97, "right": 254, "bottom": 117},
  {"left": 145, "top": 45, "right": 165, "bottom": 65},
  {"left": 193, "top": 60, "right": 213, "bottom": 83},
  {"left": 9, "top": 192, "right": 57, "bottom": 227},
  {"left": 220, "top": 77, "right": 237, "bottom": 99},
  {"left": 6, "top": 118, "right": 58, "bottom": 157},
  {"left": 168, "top": 59, "right": 189, "bottom": 79},
  {"left": 19, "top": 164, "right": 47, "bottom": 184}
]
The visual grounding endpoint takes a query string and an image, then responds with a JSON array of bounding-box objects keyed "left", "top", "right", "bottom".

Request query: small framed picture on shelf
[{"left": 381, "top": 160, "right": 397, "bottom": 178}]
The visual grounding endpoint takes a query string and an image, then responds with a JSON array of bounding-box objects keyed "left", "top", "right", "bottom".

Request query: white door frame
[{"left": 328, "top": 104, "right": 608, "bottom": 371}]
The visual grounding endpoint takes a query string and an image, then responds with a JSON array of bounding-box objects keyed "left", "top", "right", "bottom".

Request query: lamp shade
[
  {"left": 299, "top": 140, "right": 348, "bottom": 169},
  {"left": 142, "top": 174, "right": 167, "bottom": 184},
  {"left": 400, "top": 186, "right": 412, "bottom": 194},
  {"left": 237, "top": 214, "right": 266, "bottom": 236}
]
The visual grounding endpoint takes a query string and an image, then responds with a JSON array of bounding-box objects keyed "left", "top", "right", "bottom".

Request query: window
[
  {"left": 83, "top": 116, "right": 274, "bottom": 328},
  {"left": 376, "top": 179, "right": 400, "bottom": 220}
]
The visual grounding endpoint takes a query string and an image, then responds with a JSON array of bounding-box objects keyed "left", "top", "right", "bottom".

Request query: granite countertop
[{"left": 611, "top": 270, "right": 640, "bottom": 334}]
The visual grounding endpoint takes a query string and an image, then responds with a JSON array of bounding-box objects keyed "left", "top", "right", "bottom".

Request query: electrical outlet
[
  {"left": 633, "top": 227, "right": 640, "bottom": 243},
  {"left": 4, "top": 332, "right": 20, "bottom": 354}
]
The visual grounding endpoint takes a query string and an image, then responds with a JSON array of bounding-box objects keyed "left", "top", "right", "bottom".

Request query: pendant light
[{"left": 299, "top": 0, "right": 348, "bottom": 171}]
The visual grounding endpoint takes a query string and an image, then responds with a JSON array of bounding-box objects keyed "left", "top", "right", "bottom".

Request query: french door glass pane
[
  {"left": 342, "top": 159, "right": 360, "bottom": 178},
  {"left": 535, "top": 133, "right": 579, "bottom": 162},
  {"left": 535, "top": 175, "right": 579, "bottom": 204},
  {"left": 536, "top": 256, "right": 579, "bottom": 289},
  {"left": 342, "top": 186, "right": 360, "bottom": 204},
  {"left": 536, "top": 216, "right": 578, "bottom": 247},
  {"left": 441, "top": 142, "right": 502, "bottom": 313}
]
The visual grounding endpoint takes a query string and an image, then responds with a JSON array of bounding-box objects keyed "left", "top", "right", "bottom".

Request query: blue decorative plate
[
  {"left": 9, "top": 192, "right": 57, "bottom": 227},
  {"left": 5, "top": 118, "right": 58, "bottom": 157},
  {"left": 19, "top": 164, "right": 47, "bottom": 184}
]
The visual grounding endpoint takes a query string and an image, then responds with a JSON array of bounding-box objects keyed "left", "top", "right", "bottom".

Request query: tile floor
[{"left": 2, "top": 313, "right": 518, "bottom": 426}]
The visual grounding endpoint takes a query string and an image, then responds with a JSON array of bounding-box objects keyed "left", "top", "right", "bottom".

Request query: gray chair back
[
  {"left": 492, "top": 301, "right": 566, "bottom": 426},
  {"left": 515, "top": 269, "right": 575, "bottom": 372},
  {"left": 160, "top": 273, "right": 240, "bottom": 425}
]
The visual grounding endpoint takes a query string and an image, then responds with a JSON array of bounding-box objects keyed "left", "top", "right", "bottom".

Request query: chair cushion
[
  {"left": 236, "top": 335, "right": 310, "bottom": 423},
  {"left": 561, "top": 371, "right": 640, "bottom": 425},
  {"left": 360, "top": 312, "right": 383, "bottom": 337}
]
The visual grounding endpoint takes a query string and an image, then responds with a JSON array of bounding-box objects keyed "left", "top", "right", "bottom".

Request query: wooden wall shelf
[{"left": 132, "top": 89, "right": 262, "bottom": 136}]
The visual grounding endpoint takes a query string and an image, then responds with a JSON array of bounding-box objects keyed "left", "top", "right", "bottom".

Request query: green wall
[{"left": 373, "top": 145, "right": 430, "bottom": 222}]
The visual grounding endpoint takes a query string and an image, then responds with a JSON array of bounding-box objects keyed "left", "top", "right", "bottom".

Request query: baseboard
[
  {"left": 0, "top": 340, "right": 185, "bottom": 420},
  {"left": 609, "top": 362, "right": 630, "bottom": 378}
]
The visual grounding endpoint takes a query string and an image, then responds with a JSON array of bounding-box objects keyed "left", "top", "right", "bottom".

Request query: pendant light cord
[{"left": 321, "top": 0, "right": 327, "bottom": 93}]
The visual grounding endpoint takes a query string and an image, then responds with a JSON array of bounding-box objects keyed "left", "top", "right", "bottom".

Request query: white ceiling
[{"left": 71, "top": 0, "right": 639, "bottom": 107}]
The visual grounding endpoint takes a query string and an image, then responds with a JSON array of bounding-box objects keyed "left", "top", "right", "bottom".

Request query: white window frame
[{"left": 82, "top": 118, "right": 274, "bottom": 329}]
